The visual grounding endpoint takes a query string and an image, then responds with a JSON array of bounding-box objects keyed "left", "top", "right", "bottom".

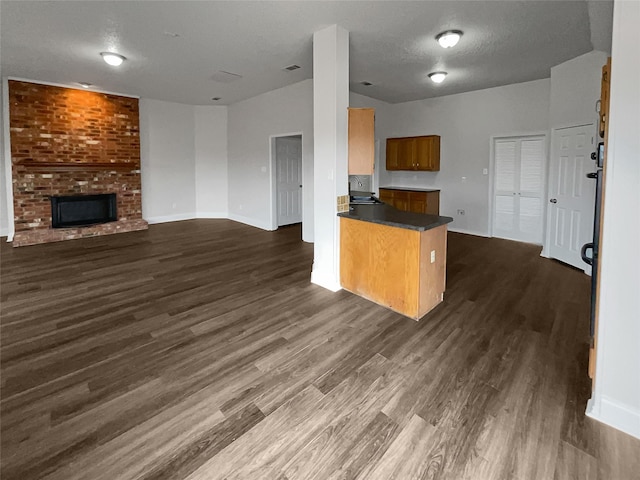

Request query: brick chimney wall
[{"left": 8, "top": 80, "right": 147, "bottom": 246}]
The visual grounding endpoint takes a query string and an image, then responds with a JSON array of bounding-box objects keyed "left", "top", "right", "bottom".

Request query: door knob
[{"left": 550, "top": 198, "right": 557, "bottom": 203}]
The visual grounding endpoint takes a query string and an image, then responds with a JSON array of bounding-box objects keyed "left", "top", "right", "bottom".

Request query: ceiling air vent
[
  {"left": 283, "top": 64, "right": 301, "bottom": 71},
  {"left": 360, "top": 81, "right": 373, "bottom": 86},
  {"left": 211, "top": 71, "right": 243, "bottom": 83},
  {"left": 211, "top": 97, "right": 222, "bottom": 101}
]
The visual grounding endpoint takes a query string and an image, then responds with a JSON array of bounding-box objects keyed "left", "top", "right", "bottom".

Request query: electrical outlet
[
  {"left": 457, "top": 209, "right": 465, "bottom": 215},
  {"left": 430, "top": 250, "right": 436, "bottom": 263}
]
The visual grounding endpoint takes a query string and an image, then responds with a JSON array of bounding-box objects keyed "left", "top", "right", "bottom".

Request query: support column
[{"left": 311, "top": 25, "right": 349, "bottom": 291}]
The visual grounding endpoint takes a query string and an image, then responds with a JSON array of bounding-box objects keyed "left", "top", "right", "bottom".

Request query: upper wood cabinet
[
  {"left": 386, "top": 135, "right": 440, "bottom": 171},
  {"left": 348, "top": 108, "right": 375, "bottom": 175}
]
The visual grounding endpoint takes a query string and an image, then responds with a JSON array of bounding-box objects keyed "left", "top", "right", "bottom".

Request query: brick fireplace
[{"left": 8, "top": 80, "right": 148, "bottom": 247}]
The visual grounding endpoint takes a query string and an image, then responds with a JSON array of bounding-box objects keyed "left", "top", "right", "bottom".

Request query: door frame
[
  {"left": 541, "top": 122, "right": 596, "bottom": 265},
  {"left": 488, "top": 131, "right": 549, "bottom": 241},
  {"left": 269, "top": 132, "right": 304, "bottom": 231}
]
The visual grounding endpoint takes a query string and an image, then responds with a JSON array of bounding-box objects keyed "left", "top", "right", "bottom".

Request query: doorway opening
[
  {"left": 270, "top": 134, "right": 303, "bottom": 234},
  {"left": 545, "top": 124, "right": 596, "bottom": 271}
]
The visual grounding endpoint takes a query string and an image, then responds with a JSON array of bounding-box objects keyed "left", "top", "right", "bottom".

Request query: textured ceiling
[{"left": 0, "top": 1, "right": 608, "bottom": 105}]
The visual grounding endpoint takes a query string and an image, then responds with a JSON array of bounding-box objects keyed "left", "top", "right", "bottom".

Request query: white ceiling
[{"left": 0, "top": 1, "right": 612, "bottom": 105}]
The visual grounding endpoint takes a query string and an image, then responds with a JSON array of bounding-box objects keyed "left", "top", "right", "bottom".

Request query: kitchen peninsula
[{"left": 338, "top": 204, "right": 453, "bottom": 320}]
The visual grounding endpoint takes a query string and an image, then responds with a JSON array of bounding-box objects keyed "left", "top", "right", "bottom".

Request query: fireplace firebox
[{"left": 50, "top": 193, "right": 117, "bottom": 228}]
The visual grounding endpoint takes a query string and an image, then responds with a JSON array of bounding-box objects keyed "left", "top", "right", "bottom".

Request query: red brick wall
[{"left": 8, "top": 80, "right": 147, "bottom": 246}]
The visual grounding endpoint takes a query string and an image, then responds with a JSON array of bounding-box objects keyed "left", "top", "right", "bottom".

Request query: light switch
[
  {"left": 483, "top": 168, "right": 488, "bottom": 175},
  {"left": 430, "top": 250, "right": 436, "bottom": 263}
]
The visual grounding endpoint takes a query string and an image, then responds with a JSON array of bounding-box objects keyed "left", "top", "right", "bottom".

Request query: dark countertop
[
  {"left": 379, "top": 186, "right": 441, "bottom": 192},
  {"left": 338, "top": 204, "right": 453, "bottom": 232}
]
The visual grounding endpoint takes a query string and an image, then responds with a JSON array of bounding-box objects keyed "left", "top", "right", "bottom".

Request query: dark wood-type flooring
[{"left": 1, "top": 220, "right": 638, "bottom": 480}]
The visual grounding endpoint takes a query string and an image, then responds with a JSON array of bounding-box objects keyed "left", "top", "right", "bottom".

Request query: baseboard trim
[
  {"left": 310, "top": 269, "right": 342, "bottom": 292},
  {"left": 145, "top": 213, "right": 196, "bottom": 224},
  {"left": 447, "top": 227, "right": 489, "bottom": 238},
  {"left": 196, "top": 212, "right": 228, "bottom": 219},
  {"left": 586, "top": 395, "right": 640, "bottom": 439},
  {"left": 227, "top": 213, "right": 274, "bottom": 231}
]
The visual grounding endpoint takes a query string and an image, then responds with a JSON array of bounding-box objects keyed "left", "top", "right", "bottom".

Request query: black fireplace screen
[{"left": 50, "top": 194, "right": 117, "bottom": 228}]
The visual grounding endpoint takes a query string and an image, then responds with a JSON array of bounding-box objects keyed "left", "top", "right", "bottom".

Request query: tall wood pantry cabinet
[{"left": 348, "top": 108, "right": 375, "bottom": 175}]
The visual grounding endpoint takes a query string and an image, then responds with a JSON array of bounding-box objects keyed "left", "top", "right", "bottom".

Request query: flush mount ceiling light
[
  {"left": 436, "top": 30, "right": 463, "bottom": 48},
  {"left": 428, "top": 72, "right": 448, "bottom": 84},
  {"left": 100, "top": 52, "right": 126, "bottom": 66},
  {"left": 78, "top": 82, "right": 92, "bottom": 88}
]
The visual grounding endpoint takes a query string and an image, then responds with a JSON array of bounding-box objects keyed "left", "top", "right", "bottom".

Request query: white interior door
[
  {"left": 547, "top": 124, "right": 596, "bottom": 270},
  {"left": 276, "top": 136, "right": 302, "bottom": 226},
  {"left": 492, "top": 135, "right": 545, "bottom": 244}
]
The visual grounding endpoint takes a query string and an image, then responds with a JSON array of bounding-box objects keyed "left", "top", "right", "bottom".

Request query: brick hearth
[{"left": 8, "top": 80, "right": 148, "bottom": 246}]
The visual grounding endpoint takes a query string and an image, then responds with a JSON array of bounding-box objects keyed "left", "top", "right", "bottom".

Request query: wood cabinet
[
  {"left": 379, "top": 188, "right": 440, "bottom": 215},
  {"left": 386, "top": 135, "right": 440, "bottom": 171},
  {"left": 348, "top": 108, "right": 375, "bottom": 175},
  {"left": 340, "top": 217, "right": 448, "bottom": 320},
  {"left": 598, "top": 58, "right": 610, "bottom": 138}
]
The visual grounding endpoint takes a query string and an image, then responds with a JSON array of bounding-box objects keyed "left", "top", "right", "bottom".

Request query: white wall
[
  {"left": 587, "top": 0, "right": 640, "bottom": 439},
  {"left": 227, "top": 79, "right": 314, "bottom": 241},
  {"left": 0, "top": 152, "right": 8, "bottom": 237},
  {"left": 550, "top": 50, "right": 608, "bottom": 129},
  {"left": 139, "top": 99, "right": 196, "bottom": 223},
  {"left": 378, "top": 79, "right": 551, "bottom": 236},
  {"left": 0, "top": 79, "right": 9, "bottom": 237},
  {"left": 195, "top": 106, "right": 228, "bottom": 217}
]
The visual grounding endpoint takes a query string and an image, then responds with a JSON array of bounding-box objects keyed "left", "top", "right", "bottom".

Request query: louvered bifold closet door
[
  {"left": 493, "top": 139, "right": 519, "bottom": 239},
  {"left": 493, "top": 136, "right": 545, "bottom": 244},
  {"left": 518, "top": 137, "right": 545, "bottom": 243}
]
